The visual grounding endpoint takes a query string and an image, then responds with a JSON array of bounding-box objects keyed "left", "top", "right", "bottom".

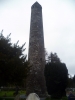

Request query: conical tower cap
[{"left": 31, "top": 1, "right": 42, "bottom": 9}]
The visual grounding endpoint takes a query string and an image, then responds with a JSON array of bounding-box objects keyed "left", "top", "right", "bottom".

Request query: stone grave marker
[
  {"left": 14, "top": 94, "right": 20, "bottom": 100},
  {"left": 26, "top": 93, "right": 40, "bottom": 100}
]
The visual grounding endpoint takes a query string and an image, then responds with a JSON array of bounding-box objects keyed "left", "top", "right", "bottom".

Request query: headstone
[
  {"left": 20, "top": 94, "right": 26, "bottom": 99},
  {"left": 26, "top": 93, "right": 40, "bottom": 100},
  {"left": 14, "top": 94, "right": 20, "bottom": 100}
]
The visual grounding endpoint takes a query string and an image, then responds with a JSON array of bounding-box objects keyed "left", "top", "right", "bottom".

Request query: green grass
[
  {"left": 19, "top": 90, "right": 26, "bottom": 95},
  {"left": 0, "top": 90, "right": 26, "bottom": 97},
  {"left": 0, "top": 91, "right": 14, "bottom": 97}
]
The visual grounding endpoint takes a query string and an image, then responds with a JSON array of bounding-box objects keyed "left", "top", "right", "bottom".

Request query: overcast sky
[{"left": 0, "top": 0, "right": 75, "bottom": 76}]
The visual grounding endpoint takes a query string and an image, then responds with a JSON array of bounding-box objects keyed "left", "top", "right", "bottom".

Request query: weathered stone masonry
[{"left": 26, "top": 2, "right": 46, "bottom": 97}]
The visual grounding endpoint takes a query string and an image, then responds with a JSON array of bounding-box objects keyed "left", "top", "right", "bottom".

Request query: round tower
[{"left": 26, "top": 1, "right": 47, "bottom": 97}]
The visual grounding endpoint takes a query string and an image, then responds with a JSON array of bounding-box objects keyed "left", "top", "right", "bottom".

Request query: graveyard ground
[
  {"left": 0, "top": 90, "right": 73, "bottom": 100},
  {"left": 0, "top": 90, "right": 26, "bottom": 97},
  {"left": 0, "top": 90, "right": 68, "bottom": 100}
]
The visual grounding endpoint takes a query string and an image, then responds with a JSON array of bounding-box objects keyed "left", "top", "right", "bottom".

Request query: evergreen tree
[
  {"left": 0, "top": 31, "right": 29, "bottom": 86},
  {"left": 45, "top": 52, "right": 68, "bottom": 99}
]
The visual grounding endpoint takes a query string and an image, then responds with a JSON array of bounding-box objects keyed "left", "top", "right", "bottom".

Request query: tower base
[{"left": 26, "top": 71, "right": 47, "bottom": 97}]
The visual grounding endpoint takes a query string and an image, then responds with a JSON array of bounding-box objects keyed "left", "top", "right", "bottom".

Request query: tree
[
  {"left": 47, "top": 52, "right": 61, "bottom": 63},
  {"left": 44, "top": 52, "right": 68, "bottom": 99},
  {"left": 68, "top": 77, "right": 73, "bottom": 88},
  {"left": 72, "top": 75, "right": 75, "bottom": 88},
  {"left": 73, "top": 75, "right": 75, "bottom": 83},
  {"left": 0, "top": 31, "right": 29, "bottom": 86}
]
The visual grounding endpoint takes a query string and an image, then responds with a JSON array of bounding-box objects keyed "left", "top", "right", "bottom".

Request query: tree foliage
[
  {"left": 47, "top": 52, "right": 61, "bottom": 63},
  {"left": 44, "top": 52, "right": 68, "bottom": 99},
  {"left": 67, "top": 75, "right": 75, "bottom": 88},
  {"left": 0, "top": 31, "right": 29, "bottom": 86},
  {"left": 73, "top": 75, "right": 75, "bottom": 83}
]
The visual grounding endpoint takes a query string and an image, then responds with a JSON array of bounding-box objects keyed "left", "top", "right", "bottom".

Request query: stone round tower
[{"left": 26, "top": 1, "right": 46, "bottom": 97}]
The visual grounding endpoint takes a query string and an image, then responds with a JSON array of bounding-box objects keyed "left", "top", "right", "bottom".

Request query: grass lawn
[{"left": 0, "top": 90, "right": 26, "bottom": 97}]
